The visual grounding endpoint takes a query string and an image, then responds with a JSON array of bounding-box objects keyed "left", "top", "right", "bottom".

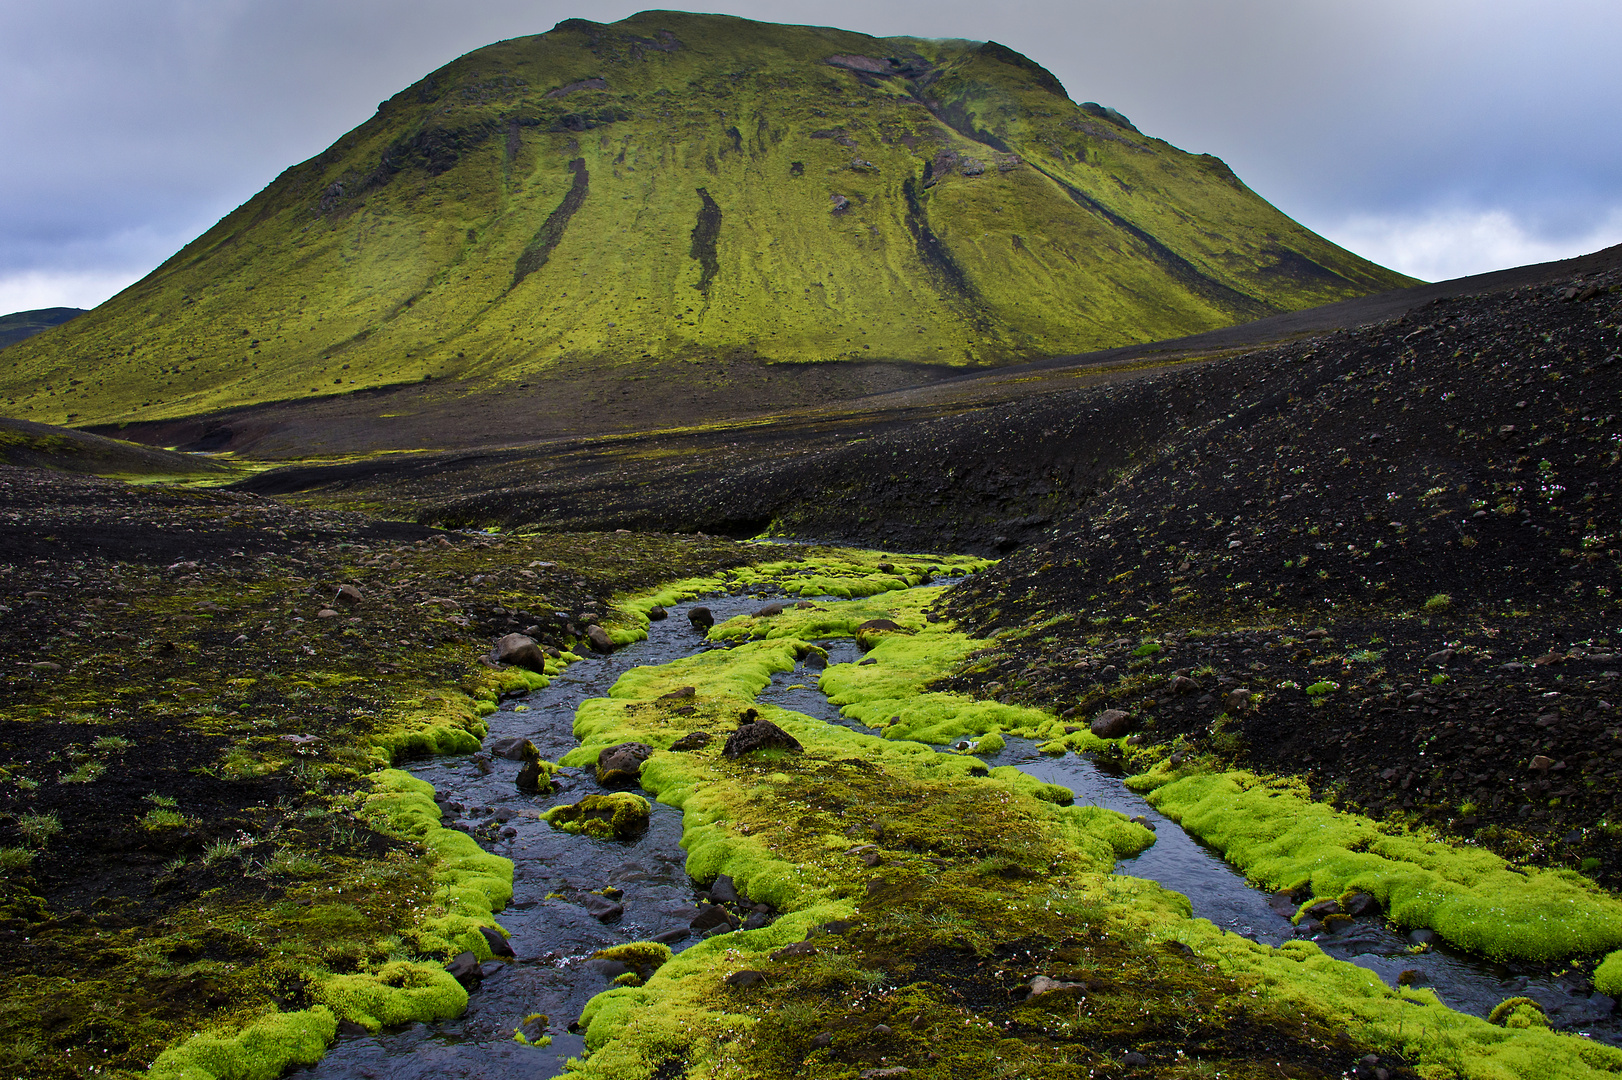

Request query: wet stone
[
  {"left": 445, "top": 951, "right": 482, "bottom": 986},
  {"left": 595, "top": 741, "right": 653, "bottom": 788},
  {"left": 479, "top": 925, "right": 515, "bottom": 958},
  {"left": 690, "top": 903, "right": 735, "bottom": 931},
  {"left": 580, "top": 895, "right": 624, "bottom": 923},
  {"left": 707, "top": 875, "right": 743, "bottom": 905}
]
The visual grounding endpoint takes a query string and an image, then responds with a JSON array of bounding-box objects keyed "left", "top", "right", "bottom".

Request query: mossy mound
[{"left": 543, "top": 792, "right": 652, "bottom": 840}]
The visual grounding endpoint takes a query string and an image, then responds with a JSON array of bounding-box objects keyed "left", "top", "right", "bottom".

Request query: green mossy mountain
[{"left": 1, "top": 10, "right": 1411, "bottom": 429}]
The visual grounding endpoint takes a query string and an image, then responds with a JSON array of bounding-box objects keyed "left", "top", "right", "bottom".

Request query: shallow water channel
[{"left": 298, "top": 586, "right": 1619, "bottom": 1078}]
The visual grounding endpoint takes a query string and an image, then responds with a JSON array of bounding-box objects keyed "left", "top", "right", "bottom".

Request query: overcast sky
[{"left": 3, "top": 0, "right": 1620, "bottom": 313}]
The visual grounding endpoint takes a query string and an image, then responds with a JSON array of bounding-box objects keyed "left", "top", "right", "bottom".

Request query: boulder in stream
[
  {"left": 543, "top": 792, "right": 650, "bottom": 840},
  {"left": 580, "top": 894, "right": 625, "bottom": 923},
  {"left": 689, "top": 607, "right": 714, "bottom": 631},
  {"left": 586, "top": 625, "right": 615, "bottom": 653},
  {"left": 595, "top": 741, "right": 654, "bottom": 787}
]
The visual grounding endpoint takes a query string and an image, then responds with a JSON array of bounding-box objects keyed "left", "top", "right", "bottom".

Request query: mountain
[
  {"left": 0, "top": 307, "right": 85, "bottom": 351},
  {"left": 0, "top": 11, "right": 1412, "bottom": 439}
]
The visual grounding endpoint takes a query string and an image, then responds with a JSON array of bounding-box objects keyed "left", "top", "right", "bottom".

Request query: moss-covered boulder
[{"left": 543, "top": 793, "right": 651, "bottom": 840}]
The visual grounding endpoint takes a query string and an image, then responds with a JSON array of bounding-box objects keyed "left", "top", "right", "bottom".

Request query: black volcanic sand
[{"left": 942, "top": 265, "right": 1622, "bottom": 883}]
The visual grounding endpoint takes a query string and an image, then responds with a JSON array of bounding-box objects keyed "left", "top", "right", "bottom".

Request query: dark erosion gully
[{"left": 297, "top": 585, "right": 1620, "bottom": 1078}]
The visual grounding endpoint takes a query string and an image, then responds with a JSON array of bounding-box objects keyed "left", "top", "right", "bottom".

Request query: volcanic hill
[{"left": 0, "top": 10, "right": 1409, "bottom": 447}]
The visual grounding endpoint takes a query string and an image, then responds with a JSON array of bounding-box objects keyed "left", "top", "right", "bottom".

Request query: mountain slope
[
  {"left": 0, "top": 307, "right": 85, "bottom": 350},
  {"left": 1, "top": 11, "right": 1412, "bottom": 431}
]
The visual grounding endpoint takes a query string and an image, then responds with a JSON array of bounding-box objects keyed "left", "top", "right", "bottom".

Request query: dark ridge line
[
  {"left": 512, "top": 157, "right": 590, "bottom": 289},
  {"left": 1028, "top": 160, "right": 1277, "bottom": 323},
  {"left": 902, "top": 175, "right": 989, "bottom": 330},
  {"left": 690, "top": 188, "right": 722, "bottom": 294}
]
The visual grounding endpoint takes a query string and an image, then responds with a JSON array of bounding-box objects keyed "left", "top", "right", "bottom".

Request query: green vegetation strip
[
  {"left": 149, "top": 769, "right": 507, "bottom": 1078},
  {"left": 546, "top": 589, "right": 1622, "bottom": 1079},
  {"left": 1128, "top": 765, "right": 1622, "bottom": 985}
]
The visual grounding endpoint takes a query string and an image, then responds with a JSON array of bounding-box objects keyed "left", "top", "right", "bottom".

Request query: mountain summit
[{"left": 2, "top": 11, "right": 1411, "bottom": 434}]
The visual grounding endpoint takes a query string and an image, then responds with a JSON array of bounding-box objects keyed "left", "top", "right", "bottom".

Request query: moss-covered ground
[
  {"left": 0, "top": 462, "right": 971, "bottom": 1078},
  {"left": 546, "top": 587, "right": 1622, "bottom": 1079}
]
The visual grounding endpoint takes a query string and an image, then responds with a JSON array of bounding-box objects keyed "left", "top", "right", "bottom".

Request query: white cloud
[
  {"left": 0, "top": 269, "right": 143, "bottom": 313},
  {"left": 1319, "top": 207, "right": 1622, "bottom": 283}
]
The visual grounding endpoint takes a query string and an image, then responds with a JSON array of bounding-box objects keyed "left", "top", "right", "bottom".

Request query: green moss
[
  {"left": 1596, "top": 951, "right": 1622, "bottom": 996},
  {"left": 361, "top": 769, "right": 512, "bottom": 958},
  {"left": 543, "top": 792, "right": 652, "bottom": 840},
  {"left": 547, "top": 585, "right": 1622, "bottom": 1080},
  {"left": 316, "top": 961, "right": 469, "bottom": 1032},
  {"left": 592, "top": 941, "right": 674, "bottom": 970},
  {"left": 146, "top": 1006, "right": 337, "bottom": 1080},
  {"left": 1141, "top": 768, "right": 1622, "bottom": 963},
  {"left": 1489, "top": 996, "right": 1549, "bottom": 1029}
]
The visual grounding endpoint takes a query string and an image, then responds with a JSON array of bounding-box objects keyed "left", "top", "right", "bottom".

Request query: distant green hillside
[
  {"left": 1, "top": 11, "right": 1412, "bottom": 429},
  {"left": 0, "top": 307, "right": 85, "bottom": 350}
]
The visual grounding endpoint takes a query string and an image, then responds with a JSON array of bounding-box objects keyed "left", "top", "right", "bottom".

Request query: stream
[{"left": 297, "top": 585, "right": 1620, "bottom": 1078}]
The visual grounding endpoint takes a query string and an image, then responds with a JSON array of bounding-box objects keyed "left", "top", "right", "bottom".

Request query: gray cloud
[{"left": 3, "top": 0, "right": 1619, "bottom": 308}]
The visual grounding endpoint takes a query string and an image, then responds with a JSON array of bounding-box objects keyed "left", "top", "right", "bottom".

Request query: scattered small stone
[
  {"left": 725, "top": 969, "right": 767, "bottom": 988},
  {"left": 669, "top": 731, "right": 712, "bottom": 751},
  {"left": 1090, "top": 709, "right": 1131, "bottom": 738},
  {"left": 335, "top": 584, "right": 363, "bottom": 606}
]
